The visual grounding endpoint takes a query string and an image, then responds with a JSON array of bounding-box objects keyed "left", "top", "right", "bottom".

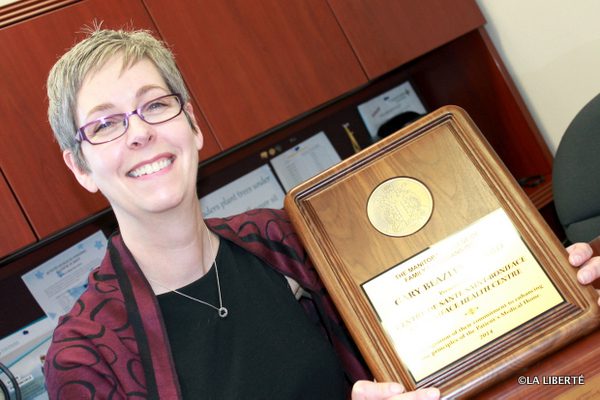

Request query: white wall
[{"left": 476, "top": 0, "right": 600, "bottom": 154}]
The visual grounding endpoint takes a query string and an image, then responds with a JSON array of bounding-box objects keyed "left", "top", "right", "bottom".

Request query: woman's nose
[{"left": 125, "top": 113, "right": 154, "bottom": 148}]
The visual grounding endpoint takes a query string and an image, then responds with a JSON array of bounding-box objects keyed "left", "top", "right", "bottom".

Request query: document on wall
[
  {"left": 270, "top": 131, "right": 341, "bottom": 192},
  {"left": 358, "top": 81, "right": 427, "bottom": 141},
  {"left": 200, "top": 164, "right": 286, "bottom": 218},
  {"left": 21, "top": 230, "right": 108, "bottom": 322},
  {"left": 0, "top": 317, "right": 53, "bottom": 400}
]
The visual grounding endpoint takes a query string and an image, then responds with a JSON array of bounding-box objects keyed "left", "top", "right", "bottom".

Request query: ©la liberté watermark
[{"left": 518, "top": 375, "right": 585, "bottom": 385}]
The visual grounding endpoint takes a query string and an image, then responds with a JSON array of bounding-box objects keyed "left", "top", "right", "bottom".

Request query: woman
[{"left": 43, "top": 28, "right": 599, "bottom": 399}]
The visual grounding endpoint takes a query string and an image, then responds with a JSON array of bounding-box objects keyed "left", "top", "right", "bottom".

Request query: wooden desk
[{"left": 476, "top": 328, "right": 600, "bottom": 399}]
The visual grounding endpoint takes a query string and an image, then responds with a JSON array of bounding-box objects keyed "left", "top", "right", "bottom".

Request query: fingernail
[
  {"left": 422, "top": 387, "right": 440, "bottom": 399},
  {"left": 389, "top": 382, "right": 404, "bottom": 393},
  {"left": 571, "top": 255, "right": 582, "bottom": 265},
  {"left": 578, "top": 270, "right": 590, "bottom": 284}
]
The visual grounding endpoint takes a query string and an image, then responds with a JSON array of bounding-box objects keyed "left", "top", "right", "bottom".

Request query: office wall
[{"left": 477, "top": 0, "right": 600, "bottom": 154}]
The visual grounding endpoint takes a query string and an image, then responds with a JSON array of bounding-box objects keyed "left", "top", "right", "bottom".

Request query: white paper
[
  {"left": 200, "top": 164, "right": 286, "bottom": 218},
  {"left": 21, "top": 231, "right": 108, "bottom": 321},
  {"left": 0, "top": 317, "right": 53, "bottom": 400},
  {"left": 358, "top": 81, "right": 427, "bottom": 140},
  {"left": 269, "top": 131, "right": 341, "bottom": 192}
]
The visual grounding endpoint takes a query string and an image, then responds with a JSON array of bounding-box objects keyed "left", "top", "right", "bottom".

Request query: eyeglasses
[{"left": 76, "top": 93, "right": 184, "bottom": 145}]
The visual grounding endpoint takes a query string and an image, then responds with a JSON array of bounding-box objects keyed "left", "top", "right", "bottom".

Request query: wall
[{"left": 476, "top": 0, "right": 600, "bottom": 154}]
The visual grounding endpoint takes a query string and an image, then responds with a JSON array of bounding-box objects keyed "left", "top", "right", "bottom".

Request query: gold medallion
[{"left": 367, "top": 177, "right": 433, "bottom": 237}]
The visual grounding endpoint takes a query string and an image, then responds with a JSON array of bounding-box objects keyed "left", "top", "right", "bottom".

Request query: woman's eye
[
  {"left": 89, "top": 116, "right": 122, "bottom": 137},
  {"left": 94, "top": 120, "right": 114, "bottom": 133},
  {"left": 146, "top": 101, "right": 168, "bottom": 112}
]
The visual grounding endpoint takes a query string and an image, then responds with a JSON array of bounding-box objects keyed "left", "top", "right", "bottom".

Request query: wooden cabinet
[
  {"left": 143, "top": 0, "right": 486, "bottom": 152},
  {"left": 0, "top": 0, "right": 556, "bottom": 255},
  {"left": 143, "top": 0, "right": 367, "bottom": 150},
  {"left": 327, "top": 0, "right": 486, "bottom": 79},
  {"left": 0, "top": 0, "right": 220, "bottom": 243},
  {"left": 0, "top": 170, "right": 35, "bottom": 256}
]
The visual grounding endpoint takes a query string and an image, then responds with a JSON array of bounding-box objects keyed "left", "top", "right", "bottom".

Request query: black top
[{"left": 157, "top": 239, "right": 347, "bottom": 399}]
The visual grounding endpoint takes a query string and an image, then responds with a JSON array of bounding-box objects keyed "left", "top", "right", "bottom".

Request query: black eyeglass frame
[{"left": 75, "top": 93, "right": 184, "bottom": 145}]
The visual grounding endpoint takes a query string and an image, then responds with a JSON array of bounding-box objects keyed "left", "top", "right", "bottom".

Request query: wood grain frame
[{"left": 285, "top": 106, "right": 600, "bottom": 398}]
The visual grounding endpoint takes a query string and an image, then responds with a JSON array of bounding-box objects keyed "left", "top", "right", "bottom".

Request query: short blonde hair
[{"left": 47, "top": 28, "right": 191, "bottom": 171}]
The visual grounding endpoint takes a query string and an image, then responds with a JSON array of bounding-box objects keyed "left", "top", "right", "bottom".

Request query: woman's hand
[
  {"left": 567, "top": 242, "right": 600, "bottom": 305},
  {"left": 351, "top": 380, "right": 439, "bottom": 400}
]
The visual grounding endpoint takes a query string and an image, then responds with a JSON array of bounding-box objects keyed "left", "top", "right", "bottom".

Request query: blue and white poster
[{"left": 21, "top": 231, "right": 107, "bottom": 321}]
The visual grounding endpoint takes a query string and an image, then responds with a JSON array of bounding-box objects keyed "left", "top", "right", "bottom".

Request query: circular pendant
[{"left": 218, "top": 307, "right": 229, "bottom": 318}]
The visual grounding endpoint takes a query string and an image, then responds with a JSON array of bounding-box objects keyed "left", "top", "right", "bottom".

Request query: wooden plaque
[{"left": 284, "top": 106, "right": 600, "bottom": 398}]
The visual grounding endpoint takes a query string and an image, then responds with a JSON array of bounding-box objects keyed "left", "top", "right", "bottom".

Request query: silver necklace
[{"left": 147, "top": 227, "right": 228, "bottom": 318}]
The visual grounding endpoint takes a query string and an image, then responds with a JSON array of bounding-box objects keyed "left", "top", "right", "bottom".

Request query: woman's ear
[
  {"left": 63, "top": 149, "right": 99, "bottom": 193},
  {"left": 184, "top": 102, "right": 204, "bottom": 151}
]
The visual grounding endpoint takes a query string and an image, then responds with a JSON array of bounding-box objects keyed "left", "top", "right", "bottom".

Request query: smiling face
[{"left": 63, "top": 55, "right": 203, "bottom": 221}]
